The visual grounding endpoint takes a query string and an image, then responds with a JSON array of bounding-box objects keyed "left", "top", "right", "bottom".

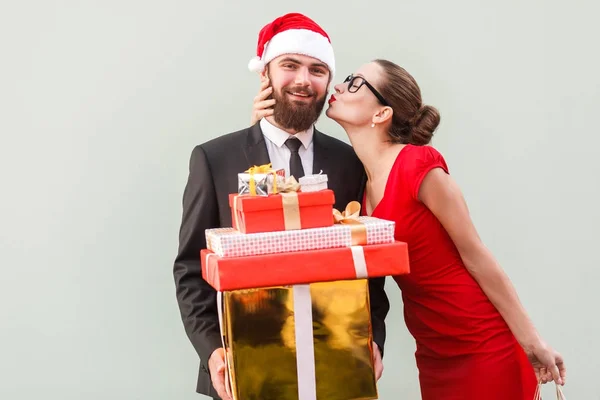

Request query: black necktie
[{"left": 284, "top": 137, "right": 305, "bottom": 179}]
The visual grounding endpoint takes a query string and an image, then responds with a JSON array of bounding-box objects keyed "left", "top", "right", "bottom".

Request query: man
[{"left": 173, "top": 13, "right": 390, "bottom": 399}]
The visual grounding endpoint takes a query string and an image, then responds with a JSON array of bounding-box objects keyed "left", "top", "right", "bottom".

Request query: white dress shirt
[{"left": 260, "top": 118, "right": 314, "bottom": 177}]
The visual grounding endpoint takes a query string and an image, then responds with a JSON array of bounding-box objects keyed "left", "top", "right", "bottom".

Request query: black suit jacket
[{"left": 173, "top": 122, "right": 390, "bottom": 398}]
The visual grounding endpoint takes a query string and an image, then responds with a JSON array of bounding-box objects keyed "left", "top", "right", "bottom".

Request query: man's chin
[{"left": 288, "top": 100, "right": 314, "bottom": 109}]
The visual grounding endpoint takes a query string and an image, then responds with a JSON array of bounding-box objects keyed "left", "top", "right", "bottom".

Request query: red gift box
[
  {"left": 201, "top": 241, "right": 409, "bottom": 291},
  {"left": 228, "top": 190, "right": 335, "bottom": 234}
]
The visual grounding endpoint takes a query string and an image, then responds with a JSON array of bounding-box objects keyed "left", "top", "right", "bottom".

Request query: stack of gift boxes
[{"left": 200, "top": 165, "right": 410, "bottom": 400}]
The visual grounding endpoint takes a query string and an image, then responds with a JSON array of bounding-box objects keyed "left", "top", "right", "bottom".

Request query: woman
[{"left": 252, "top": 59, "right": 566, "bottom": 399}]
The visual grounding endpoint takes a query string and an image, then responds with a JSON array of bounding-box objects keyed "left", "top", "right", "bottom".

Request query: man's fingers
[
  {"left": 214, "top": 380, "right": 231, "bottom": 400},
  {"left": 372, "top": 342, "right": 383, "bottom": 381},
  {"left": 211, "top": 364, "right": 232, "bottom": 400},
  {"left": 216, "top": 384, "right": 231, "bottom": 400},
  {"left": 375, "top": 358, "right": 383, "bottom": 381},
  {"left": 208, "top": 348, "right": 232, "bottom": 400}
]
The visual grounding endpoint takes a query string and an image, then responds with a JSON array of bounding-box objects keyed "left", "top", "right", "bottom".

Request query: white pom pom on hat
[{"left": 247, "top": 56, "right": 265, "bottom": 73}]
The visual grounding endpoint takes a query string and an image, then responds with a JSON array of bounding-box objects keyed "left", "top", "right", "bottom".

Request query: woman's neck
[{"left": 345, "top": 125, "right": 403, "bottom": 182}]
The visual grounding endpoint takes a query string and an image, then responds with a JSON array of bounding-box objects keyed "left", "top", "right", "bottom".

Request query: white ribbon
[
  {"left": 293, "top": 285, "right": 317, "bottom": 400},
  {"left": 293, "top": 246, "right": 367, "bottom": 399},
  {"left": 350, "top": 245, "right": 369, "bottom": 279}
]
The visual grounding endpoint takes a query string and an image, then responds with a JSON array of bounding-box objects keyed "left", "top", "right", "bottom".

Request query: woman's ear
[{"left": 372, "top": 106, "right": 393, "bottom": 125}]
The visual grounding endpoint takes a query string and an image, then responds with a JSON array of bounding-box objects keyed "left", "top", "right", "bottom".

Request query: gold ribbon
[
  {"left": 233, "top": 195, "right": 241, "bottom": 231},
  {"left": 278, "top": 176, "right": 301, "bottom": 193},
  {"left": 279, "top": 177, "right": 302, "bottom": 230},
  {"left": 333, "top": 201, "right": 361, "bottom": 224},
  {"left": 281, "top": 192, "right": 301, "bottom": 230},
  {"left": 245, "top": 163, "right": 279, "bottom": 195},
  {"left": 333, "top": 201, "right": 367, "bottom": 245}
]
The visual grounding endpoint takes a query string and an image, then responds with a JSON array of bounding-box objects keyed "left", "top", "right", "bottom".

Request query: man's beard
[{"left": 270, "top": 83, "right": 327, "bottom": 132}]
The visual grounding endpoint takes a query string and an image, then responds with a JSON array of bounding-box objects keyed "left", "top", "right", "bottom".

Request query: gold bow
[
  {"left": 333, "top": 201, "right": 362, "bottom": 224},
  {"left": 278, "top": 176, "right": 301, "bottom": 193},
  {"left": 333, "top": 201, "right": 367, "bottom": 245},
  {"left": 245, "top": 163, "right": 278, "bottom": 195}
]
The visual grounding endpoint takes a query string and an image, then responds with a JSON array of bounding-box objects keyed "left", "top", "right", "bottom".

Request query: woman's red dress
[{"left": 365, "top": 144, "right": 537, "bottom": 399}]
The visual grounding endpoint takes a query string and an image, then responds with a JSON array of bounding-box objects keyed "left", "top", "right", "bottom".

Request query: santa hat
[{"left": 248, "top": 13, "right": 335, "bottom": 76}]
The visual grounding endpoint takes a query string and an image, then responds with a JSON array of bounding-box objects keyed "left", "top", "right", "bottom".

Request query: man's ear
[{"left": 260, "top": 64, "right": 270, "bottom": 80}]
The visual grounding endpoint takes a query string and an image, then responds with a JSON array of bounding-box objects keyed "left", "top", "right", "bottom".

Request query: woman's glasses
[{"left": 343, "top": 75, "right": 389, "bottom": 106}]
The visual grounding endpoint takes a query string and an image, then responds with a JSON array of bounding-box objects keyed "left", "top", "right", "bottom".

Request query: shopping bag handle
[{"left": 533, "top": 381, "right": 566, "bottom": 400}]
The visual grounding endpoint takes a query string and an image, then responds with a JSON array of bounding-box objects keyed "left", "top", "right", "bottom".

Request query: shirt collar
[{"left": 260, "top": 118, "right": 313, "bottom": 149}]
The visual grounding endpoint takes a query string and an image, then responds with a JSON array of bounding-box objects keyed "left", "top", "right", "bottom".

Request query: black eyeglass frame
[{"left": 344, "top": 74, "right": 390, "bottom": 107}]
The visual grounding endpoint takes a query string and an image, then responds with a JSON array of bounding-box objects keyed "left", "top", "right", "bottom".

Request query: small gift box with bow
[
  {"left": 208, "top": 201, "right": 395, "bottom": 258},
  {"left": 237, "top": 163, "right": 286, "bottom": 196},
  {"left": 298, "top": 172, "right": 328, "bottom": 192}
]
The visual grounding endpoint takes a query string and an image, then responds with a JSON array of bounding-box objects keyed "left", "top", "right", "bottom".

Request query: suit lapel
[
  {"left": 243, "top": 122, "right": 270, "bottom": 168},
  {"left": 312, "top": 128, "right": 334, "bottom": 175}
]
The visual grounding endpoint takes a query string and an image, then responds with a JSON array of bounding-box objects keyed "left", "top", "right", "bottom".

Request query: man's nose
[{"left": 294, "top": 67, "right": 311, "bottom": 86}]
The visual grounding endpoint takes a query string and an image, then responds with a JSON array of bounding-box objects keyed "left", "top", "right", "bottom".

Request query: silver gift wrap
[{"left": 237, "top": 172, "right": 284, "bottom": 196}]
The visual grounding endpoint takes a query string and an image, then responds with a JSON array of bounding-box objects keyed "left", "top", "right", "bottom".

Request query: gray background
[{"left": 1, "top": 0, "right": 598, "bottom": 399}]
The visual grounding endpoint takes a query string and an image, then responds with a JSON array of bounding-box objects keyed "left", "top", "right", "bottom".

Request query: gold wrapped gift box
[{"left": 220, "top": 279, "right": 378, "bottom": 400}]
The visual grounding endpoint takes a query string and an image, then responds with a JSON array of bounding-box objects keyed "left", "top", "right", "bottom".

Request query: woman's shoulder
[
  {"left": 397, "top": 144, "right": 447, "bottom": 172},
  {"left": 395, "top": 144, "right": 449, "bottom": 199}
]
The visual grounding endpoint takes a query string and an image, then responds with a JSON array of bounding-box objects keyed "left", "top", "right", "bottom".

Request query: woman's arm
[{"left": 418, "top": 167, "right": 565, "bottom": 385}]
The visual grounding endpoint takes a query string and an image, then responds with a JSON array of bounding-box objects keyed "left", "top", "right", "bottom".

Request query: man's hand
[
  {"left": 373, "top": 342, "right": 384, "bottom": 381},
  {"left": 208, "top": 348, "right": 232, "bottom": 400}
]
